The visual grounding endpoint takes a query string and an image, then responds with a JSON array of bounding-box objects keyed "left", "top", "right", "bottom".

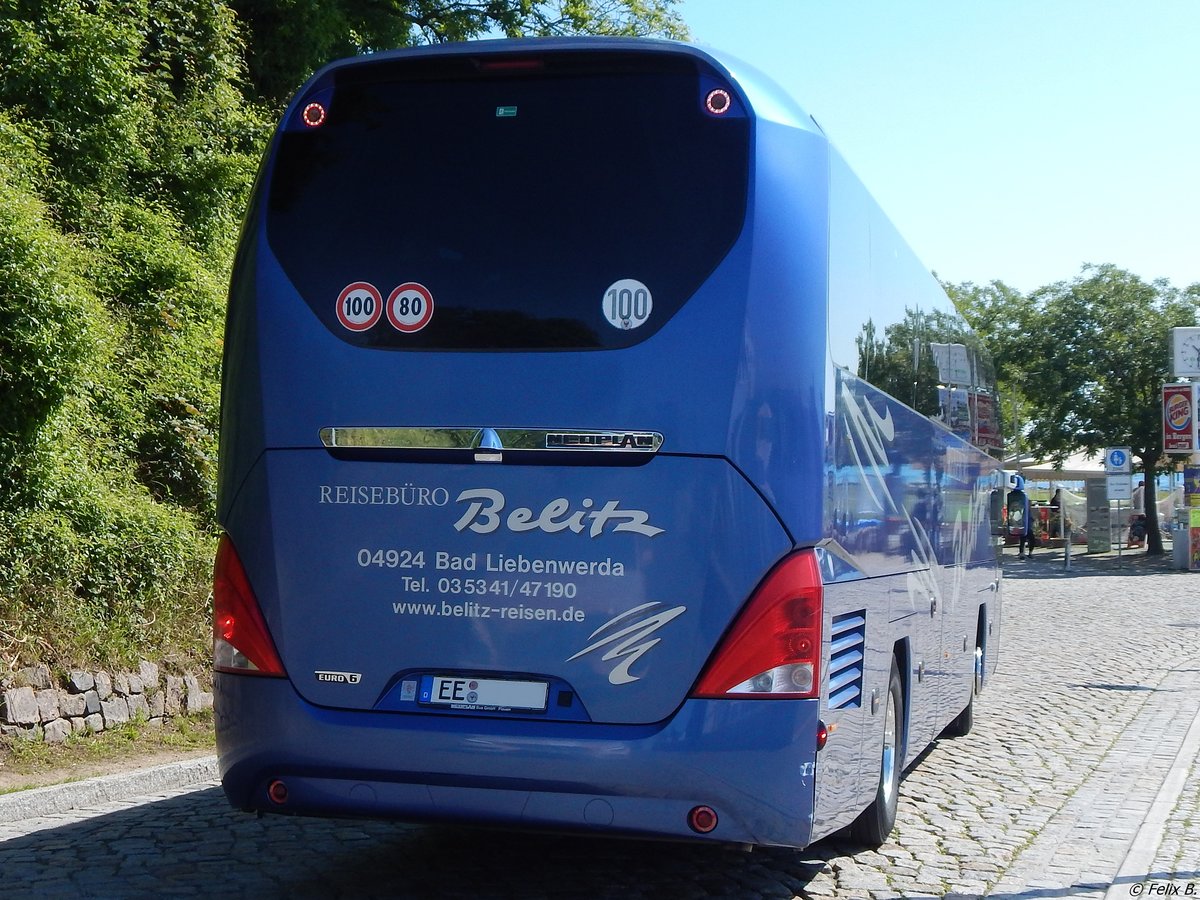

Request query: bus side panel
[
  {"left": 934, "top": 422, "right": 1003, "bottom": 732},
  {"left": 822, "top": 132, "right": 1002, "bottom": 768},
  {"left": 829, "top": 369, "right": 1000, "bottom": 773}
]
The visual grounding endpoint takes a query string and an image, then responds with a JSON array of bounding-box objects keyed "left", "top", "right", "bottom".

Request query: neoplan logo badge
[{"left": 546, "top": 432, "right": 660, "bottom": 451}]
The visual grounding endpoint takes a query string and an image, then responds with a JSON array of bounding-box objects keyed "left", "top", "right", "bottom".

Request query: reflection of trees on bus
[{"left": 856, "top": 307, "right": 999, "bottom": 447}]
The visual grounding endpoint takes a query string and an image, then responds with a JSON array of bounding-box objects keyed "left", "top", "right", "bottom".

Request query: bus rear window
[{"left": 266, "top": 52, "right": 749, "bottom": 350}]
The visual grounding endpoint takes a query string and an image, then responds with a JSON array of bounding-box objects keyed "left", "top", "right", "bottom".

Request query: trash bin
[{"left": 1173, "top": 524, "right": 1189, "bottom": 570}]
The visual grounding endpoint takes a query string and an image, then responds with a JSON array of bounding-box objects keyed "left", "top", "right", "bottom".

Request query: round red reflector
[
  {"left": 817, "top": 721, "right": 829, "bottom": 751},
  {"left": 705, "top": 89, "right": 732, "bottom": 115},
  {"left": 687, "top": 805, "right": 718, "bottom": 834},
  {"left": 302, "top": 102, "right": 326, "bottom": 128},
  {"left": 267, "top": 779, "right": 289, "bottom": 805}
]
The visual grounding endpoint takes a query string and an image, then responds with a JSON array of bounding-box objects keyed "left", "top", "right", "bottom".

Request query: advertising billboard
[{"left": 1163, "top": 383, "right": 1196, "bottom": 454}]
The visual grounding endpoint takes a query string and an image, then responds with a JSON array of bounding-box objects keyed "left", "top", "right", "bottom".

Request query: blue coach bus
[{"left": 214, "top": 37, "right": 1002, "bottom": 850}]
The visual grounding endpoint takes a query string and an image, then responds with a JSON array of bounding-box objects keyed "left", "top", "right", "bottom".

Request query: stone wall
[{"left": 0, "top": 662, "right": 213, "bottom": 744}]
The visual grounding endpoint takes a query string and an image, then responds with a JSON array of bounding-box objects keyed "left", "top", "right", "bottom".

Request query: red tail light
[
  {"left": 213, "top": 535, "right": 286, "bottom": 677},
  {"left": 692, "top": 550, "right": 823, "bottom": 699}
]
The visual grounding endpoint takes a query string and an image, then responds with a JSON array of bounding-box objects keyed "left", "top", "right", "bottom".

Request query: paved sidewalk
[
  {"left": 0, "top": 756, "right": 218, "bottom": 827},
  {"left": 1003, "top": 550, "right": 1200, "bottom": 900},
  {"left": 986, "top": 637, "right": 1200, "bottom": 899}
]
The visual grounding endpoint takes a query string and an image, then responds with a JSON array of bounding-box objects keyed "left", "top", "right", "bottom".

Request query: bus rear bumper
[{"left": 215, "top": 673, "right": 819, "bottom": 848}]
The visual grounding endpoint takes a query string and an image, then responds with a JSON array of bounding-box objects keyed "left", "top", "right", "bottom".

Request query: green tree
[{"left": 960, "top": 265, "right": 1197, "bottom": 556}]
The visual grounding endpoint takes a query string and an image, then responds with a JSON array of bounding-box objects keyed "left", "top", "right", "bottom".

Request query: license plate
[{"left": 418, "top": 676, "right": 549, "bottom": 711}]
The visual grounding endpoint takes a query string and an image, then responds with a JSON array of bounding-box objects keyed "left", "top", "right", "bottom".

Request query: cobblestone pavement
[{"left": 2, "top": 551, "right": 1199, "bottom": 899}]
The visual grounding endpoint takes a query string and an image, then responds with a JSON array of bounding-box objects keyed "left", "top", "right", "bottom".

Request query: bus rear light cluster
[
  {"left": 213, "top": 535, "right": 287, "bottom": 677},
  {"left": 691, "top": 550, "right": 823, "bottom": 699}
]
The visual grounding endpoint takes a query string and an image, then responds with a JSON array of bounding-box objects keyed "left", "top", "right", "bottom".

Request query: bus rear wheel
[{"left": 848, "top": 660, "right": 903, "bottom": 847}]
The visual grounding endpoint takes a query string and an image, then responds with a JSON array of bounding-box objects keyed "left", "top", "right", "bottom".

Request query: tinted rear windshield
[{"left": 266, "top": 50, "right": 749, "bottom": 350}]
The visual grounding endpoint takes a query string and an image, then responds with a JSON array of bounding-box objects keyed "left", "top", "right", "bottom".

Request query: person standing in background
[
  {"left": 1049, "top": 488, "right": 1063, "bottom": 539},
  {"left": 1129, "top": 480, "right": 1147, "bottom": 549},
  {"left": 1008, "top": 476, "right": 1034, "bottom": 558}
]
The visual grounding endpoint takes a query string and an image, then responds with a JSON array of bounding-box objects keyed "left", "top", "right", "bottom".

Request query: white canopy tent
[
  {"left": 1005, "top": 450, "right": 1107, "bottom": 482},
  {"left": 1004, "top": 450, "right": 1181, "bottom": 526}
]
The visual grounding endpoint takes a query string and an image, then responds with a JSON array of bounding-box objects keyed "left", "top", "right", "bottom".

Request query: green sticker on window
[{"left": 496, "top": 106, "right": 518, "bottom": 118}]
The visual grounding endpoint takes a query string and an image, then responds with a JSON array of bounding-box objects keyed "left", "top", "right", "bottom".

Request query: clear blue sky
[{"left": 680, "top": 0, "right": 1200, "bottom": 294}]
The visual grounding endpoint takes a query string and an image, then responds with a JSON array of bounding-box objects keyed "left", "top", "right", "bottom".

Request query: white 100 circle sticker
[{"left": 603, "top": 279, "right": 652, "bottom": 330}]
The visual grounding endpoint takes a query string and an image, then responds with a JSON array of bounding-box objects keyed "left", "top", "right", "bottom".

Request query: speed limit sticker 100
[
  {"left": 336, "top": 282, "right": 384, "bottom": 332},
  {"left": 602, "top": 279, "right": 652, "bottom": 330},
  {"left": 387, "top": 282, "right": 435, "bottom": 333}
]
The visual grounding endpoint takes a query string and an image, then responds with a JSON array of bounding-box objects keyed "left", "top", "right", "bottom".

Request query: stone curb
[{"left": 0, "top": 755, "right": 218, "bottom": 825}]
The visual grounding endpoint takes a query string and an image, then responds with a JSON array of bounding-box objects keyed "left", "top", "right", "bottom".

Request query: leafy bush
[
  {"left": 0, "top": 1, "right": 248, "bottom": 671},
  {"left": 0, "top": 118, "right": 97, "bottom": 458},
  {"left": 0, "top": 383, "right": 214, "bottom": 670}
]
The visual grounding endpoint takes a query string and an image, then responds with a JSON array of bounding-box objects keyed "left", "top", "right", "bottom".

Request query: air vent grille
[{"left": 828, "top": 611, "right": 866, "bottom": 710}]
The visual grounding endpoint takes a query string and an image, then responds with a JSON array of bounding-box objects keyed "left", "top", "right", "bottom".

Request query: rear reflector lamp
[
  {"left": 213, "top": 535, "right": 286, "bottom": 677},
  {"left": 691, "top": 550, "right": 823, "bottom": 699},
  {"left": 687, "top": 805, "right": 718, "bottom": 834},
  {"left": 268, "top": 779, "right": 289, "bottom": 805}
]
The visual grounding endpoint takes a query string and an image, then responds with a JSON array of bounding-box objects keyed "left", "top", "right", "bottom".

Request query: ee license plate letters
[{"left": 419, "top": 675, "right": 549, "bottom": 712}]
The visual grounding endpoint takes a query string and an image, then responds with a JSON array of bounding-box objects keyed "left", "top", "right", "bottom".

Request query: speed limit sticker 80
[{"left": 387, "top": 282, "right": 435, "bottom": 333}]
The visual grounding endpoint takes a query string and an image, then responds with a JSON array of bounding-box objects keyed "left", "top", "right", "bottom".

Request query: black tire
[{"left": 848, "top": 660, "right": 903, "bottom": 846}]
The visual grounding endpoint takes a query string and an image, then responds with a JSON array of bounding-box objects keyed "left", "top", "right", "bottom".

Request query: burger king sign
[{"left": 1164, "top": 384, "right": 1197, "bottom": 453}]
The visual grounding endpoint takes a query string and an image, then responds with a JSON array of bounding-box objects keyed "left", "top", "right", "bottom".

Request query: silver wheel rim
[{"left": 880, "top": 688, "right": 898, "bottom": 807}]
